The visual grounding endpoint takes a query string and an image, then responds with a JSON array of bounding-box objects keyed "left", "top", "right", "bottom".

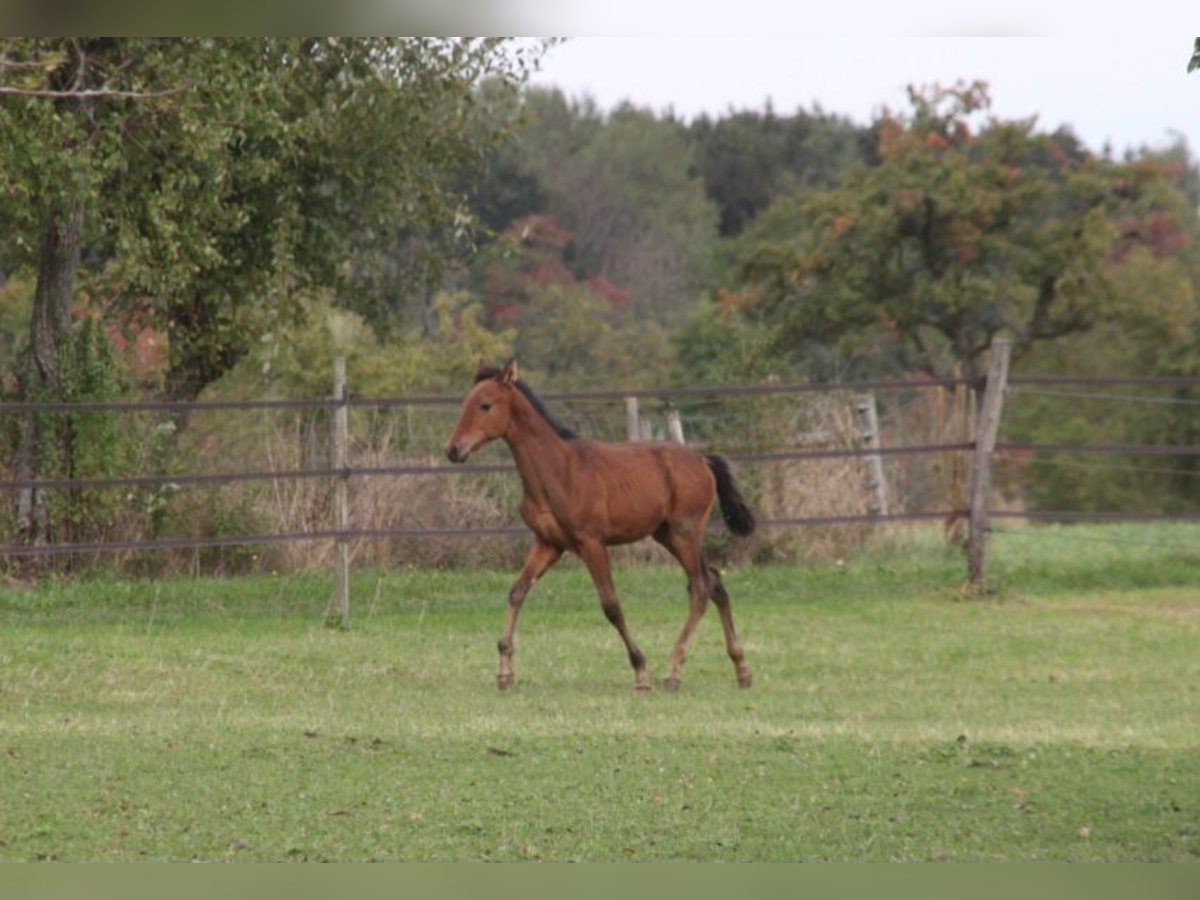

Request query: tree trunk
[
  {"left": 161, "top": 296, "right": 251, "bottom": 432},
  {"left": 13, "top": 202, "right": 85, "bottom": 546},
  {"left": 11, "top": 41, "right": 99, "bottom": 555}
]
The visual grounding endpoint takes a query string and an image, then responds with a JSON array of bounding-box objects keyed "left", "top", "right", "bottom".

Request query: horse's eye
[{"left": 480, "top": 402, "right": 493, "bottom": 412}]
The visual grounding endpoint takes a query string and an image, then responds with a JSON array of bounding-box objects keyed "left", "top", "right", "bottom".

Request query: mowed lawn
[{"left": 1, "top": 525, "right": 1198, "bottom": 862}]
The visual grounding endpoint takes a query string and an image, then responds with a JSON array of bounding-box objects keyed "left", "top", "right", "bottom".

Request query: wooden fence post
[
  {"left": 624, "top": 396, "right": 640, "bottom": 442},
  {"left": 967, "top": 338, "right": 1011, "bottom": 587},
  {"left": 329, "top": 356, "right": 351, "bottom": 629},
  {"left": 665, "top": 408, "right": 685, "bottom": 444},
  {"left": 854, "top": 394, "right": 888, "bottom": 517}
]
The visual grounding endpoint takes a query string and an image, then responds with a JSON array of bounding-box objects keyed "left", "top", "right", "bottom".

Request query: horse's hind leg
[
  {"left": 498, "top": 539, "right": 562, "bottom": 689},
  {"left": 577, "top": 539, "right": 650, "bottom": 691},
  {"left": 708, "top": 563, "right": 752, "bottom": 688},
  {"left": 656, "top": 525, "right": 710, "bottom": 692}
]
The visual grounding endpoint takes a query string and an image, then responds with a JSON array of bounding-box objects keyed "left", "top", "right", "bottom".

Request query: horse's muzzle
[{"left": 446, "top": 444, "right": 467, "bottom": 464}]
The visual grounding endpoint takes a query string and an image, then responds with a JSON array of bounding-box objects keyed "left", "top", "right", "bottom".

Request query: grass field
[{"left": 1, "top": 524, "right": 1198, "bottom": 862}]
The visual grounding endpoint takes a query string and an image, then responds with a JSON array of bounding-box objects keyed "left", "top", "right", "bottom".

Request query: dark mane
[{"left": 475, "top": 367, "right": 578, "bottom": 440}]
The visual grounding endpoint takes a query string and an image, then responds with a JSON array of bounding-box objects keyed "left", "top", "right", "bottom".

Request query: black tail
[{"left": 706, "top": 454, "right": 756, "bottom": 537}]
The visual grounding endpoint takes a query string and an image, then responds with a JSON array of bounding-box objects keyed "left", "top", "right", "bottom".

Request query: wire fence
[{"left": 3, "top": 368, "right": 1200, "bottom": 563}]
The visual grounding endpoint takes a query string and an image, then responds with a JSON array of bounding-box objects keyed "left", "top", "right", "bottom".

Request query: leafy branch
[{"left": 0, "top": 85, "right": 188, "bottom": 99}]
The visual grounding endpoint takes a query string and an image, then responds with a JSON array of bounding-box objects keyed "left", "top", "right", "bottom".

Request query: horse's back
[
  {"left": 574, "top": 439, "right": 715, "bottom": 540},
  {"left": 577, "top": 439, "right": 710, "bottom": 488}
]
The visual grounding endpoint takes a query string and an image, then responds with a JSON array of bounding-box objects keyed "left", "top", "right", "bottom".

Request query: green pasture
[{"left": 1, "top": 524, "right": 1198, "bottom": 862}]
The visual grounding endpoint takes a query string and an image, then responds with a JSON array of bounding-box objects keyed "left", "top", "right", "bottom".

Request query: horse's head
[{"left": 445, "top": 359, "right": 519, "bottom": 463}]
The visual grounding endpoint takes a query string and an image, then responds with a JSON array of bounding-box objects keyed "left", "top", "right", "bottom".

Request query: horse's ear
[
  {"left": 474, "top": 358, "right": 491, "bottom": 380},
  {"left": 500, "top": 358, "right": 519, "bottom": 384}
]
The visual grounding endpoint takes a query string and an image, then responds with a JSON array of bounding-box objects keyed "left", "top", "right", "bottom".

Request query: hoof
[
  {"left": 497, "top": 674, "right": 515, "bottom": 690},
  {"left": 634, "top": 680, "right": 652, "bottom": 693},
  {"left": 737, "top": 672, "right": 753, "bottom": 689},
  {"left": 663, "top": 677, "right": 681, "bottom": 692}
]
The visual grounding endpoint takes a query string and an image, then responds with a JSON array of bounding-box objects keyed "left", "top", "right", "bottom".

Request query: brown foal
[{"left": 445, "top": 359, "right": 756, "bottom": 691}]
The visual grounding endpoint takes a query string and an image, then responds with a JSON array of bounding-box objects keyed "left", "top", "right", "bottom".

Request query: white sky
[{"left": 526, "top": 4, "right": 1200, "bottom": 158}]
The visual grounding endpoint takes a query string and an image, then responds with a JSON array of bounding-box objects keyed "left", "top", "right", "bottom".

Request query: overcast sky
[{"left": 527, "top": 6, "right": 1199, "bottom": 158}]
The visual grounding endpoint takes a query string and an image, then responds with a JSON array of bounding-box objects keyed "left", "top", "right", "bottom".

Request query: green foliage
[
  {"left": 508, "top": 90, "right": 719, "bottom": 326},
  {"left": 670, "top": 292, "right": 786, "bottom": 386},
  {"left": 0, "top": 38, "right": 543, "bottom": 403},
  {"left": 470, "top": 213, "right": 671, "bottom": 388},
  {"left": 999, "top": 195, "right": 1200, "bottom": 512},
  {"left": 512, "top": 282, "right": 671, "bottom": 389},
  {"left": 688, "top": 105, "right": 867, "bottom": 236},
  {"left": 9, "top": 318, "right": 139, "bottom": 545},
  {"left": 733, "top": 82, "right": 1199, "bottom": 385},
  {"left": 0, "top": 274, "right": 34, "bottom": 378},
  {"left": 1003, "top": 321, "right": 1200, "bottom": 512},
  {"left": 466, "top": 79, "right": 550, "bottom": 236},
  {"left": 249, "top": 293, "right": 514, "bottom": 402}
]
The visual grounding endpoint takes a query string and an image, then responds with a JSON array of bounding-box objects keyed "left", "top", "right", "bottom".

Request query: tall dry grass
[
  {"left": 95, "top": 383, "right": 976, "bottom": 577},
  {"left": 256, "top": 413, "right": 527, "bottom": 573},
  {"left": 739, "top": 393, "right": 873, "bottom": 562}
]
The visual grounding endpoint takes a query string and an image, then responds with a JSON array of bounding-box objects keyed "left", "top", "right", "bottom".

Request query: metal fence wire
[{"left": 3, "top": 367, "right": 1200, "bottom": 562}]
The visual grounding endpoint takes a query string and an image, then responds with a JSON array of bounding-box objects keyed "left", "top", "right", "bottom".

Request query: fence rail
[
  {"left": 0, "top": 513, "right": 974, "bottom": 558},
  {"left": 0, "top": 442, "right": 978, "bottom": 494},
  {"left": 3, "top": 371, "right": 1197, "bottom": 416},
  {"left": 4, "top": 343, "right": 1199, "bottom": 600},
  {"left": 0, "top": 375, "right": 974, "bottom": 415},
  {"left": 5, "top": 440, "right": 1198, "bottom": 496},
  {"left": 997, "top": 442, "right": 1200, "bottom": 457}
]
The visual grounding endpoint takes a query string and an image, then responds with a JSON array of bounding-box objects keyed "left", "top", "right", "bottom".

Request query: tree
[
  {"left": 2, "top": 38, "right": 542, "bottom": 395},
  {"left": 734, "top": 82, "right": 1196, "bottom": 392},
  {"left": 471, "top": 214, "right": 668, "bottom": 388},
  {"left": 465, "top": 78, "right": 550, "bottom": 238},
  {"left": 1004, "top": 136, "right": 1200, "bottom": 512},
  {"left": 670, "top": 289, "right": 786, "bottom": 386},
  {"left": 1, "top": 37, "right": 543, "bottom": 547},
  {"left": 688, "top": 105, "right": 867, "bottom": 237},
  {"left": 514, "top": 90, "right": 719, "bottom": 327}
]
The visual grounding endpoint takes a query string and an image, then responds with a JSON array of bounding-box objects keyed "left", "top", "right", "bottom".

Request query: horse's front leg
[
  {"left": 577, "top": 539, "right": 651, "bottom": 691},
  {"left": 498, "top": 539, "right": 562, "bottom": 689}
]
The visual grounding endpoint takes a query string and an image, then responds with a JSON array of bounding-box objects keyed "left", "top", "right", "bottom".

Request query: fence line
[
  {"left": 0, "top": 443, "right": 976, "bottom": 495},
  {"left": 0, "top": 513, "right": 969, "bottom": 558},
  {"left": 1000, "top": 457, "right": 1200, "bottom": 478},
  {"left": 13, "top": 506, "right": 1200, "bottom": 560},
  {"left": 3, "top": 371, "right": 1198, "bottom": 418},
  {"left": 0, "top": 396, "right": 348, "bottom": 414},
  {"left": 4, "top": 357, "right": 1199, "bottom": 588},
  {"left": 0, "top": 465, "right": 350, "bottom": 493},
  {"left": 1007, "top": 375, "right": 1200, "bottom": 388},
  {"left": 991, "top": 510, "right": 1200, "bottom": 524},
  {"left": 1010, "top": 387, "right": 1200, "bottom": 407},
  {"left": 4, "top": 372, "right": 1198, "bottom": 416},
  {"left": 991, "top": 524, "right": 1200, "bottom": 551},
  {"left": 0, "top": 378, "right": 962, "bottom": 415},
  {"left": 8, "top": 440, "right": 1200, "bottom": 496},
  {"left": 727, "top": 443, "right": 975, "bottom": 465},
  {"left": 996, "top": 442, "right": 1200, "bottom": 458}
]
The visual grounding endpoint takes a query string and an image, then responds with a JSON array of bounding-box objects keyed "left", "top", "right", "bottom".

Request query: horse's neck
[{"left": 503, "top": 395, "right": 574, "bottom": 501}]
